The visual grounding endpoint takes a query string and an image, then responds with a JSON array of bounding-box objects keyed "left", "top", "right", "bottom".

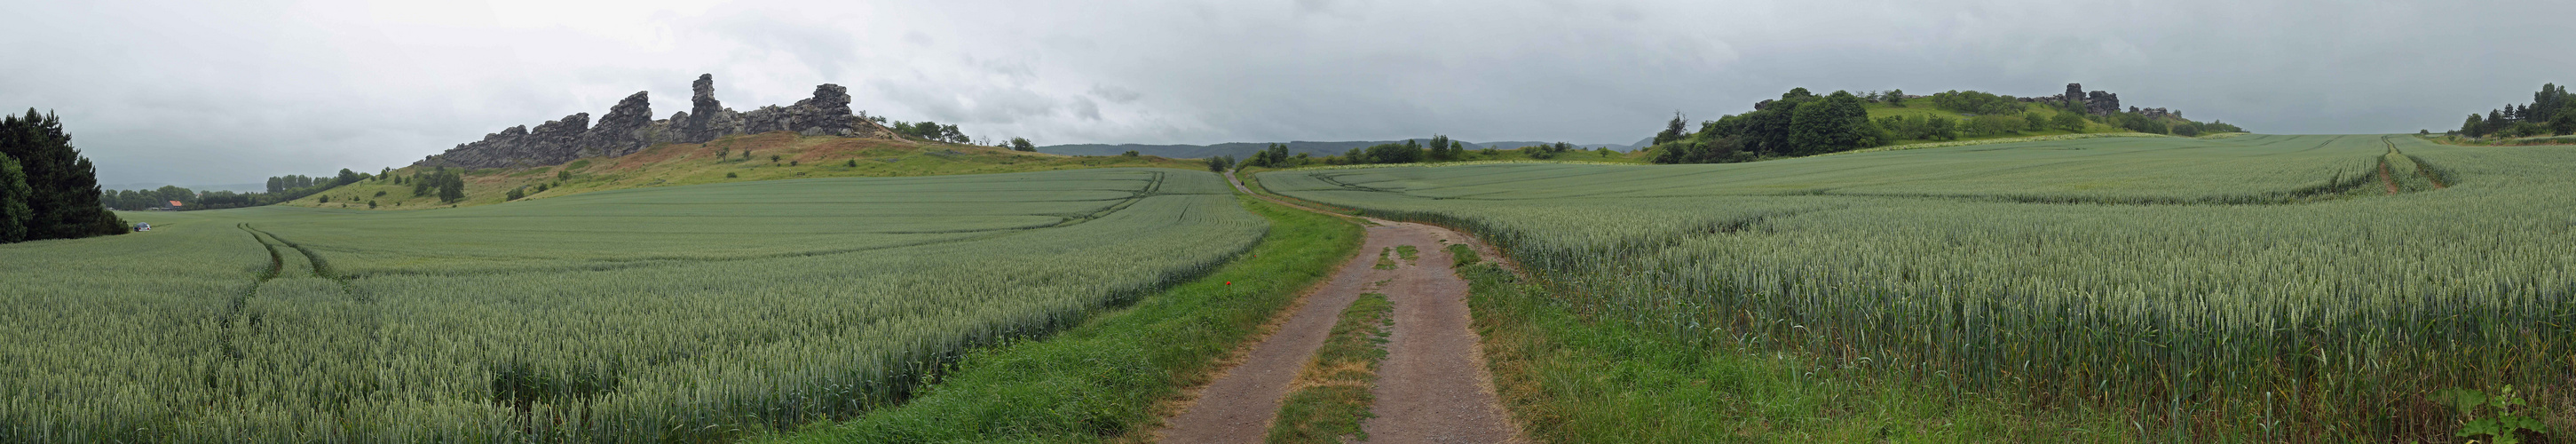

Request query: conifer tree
[
  {"left": 0, "top": 153, "right": 32, "bottom": 242},
  {"left": 0, "top": 109, "right": 122, "bottom": 242}
]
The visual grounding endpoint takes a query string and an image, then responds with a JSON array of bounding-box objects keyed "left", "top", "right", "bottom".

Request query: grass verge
[
  {"left": 1454, "top": 255, "right": 2137, "bottom": 442},
  {"left": 1264, "top": 293, "right": 1395, "bottom": 444},
  {"left": 760, "top": 194, "right": 1363, "bottom": 443}
]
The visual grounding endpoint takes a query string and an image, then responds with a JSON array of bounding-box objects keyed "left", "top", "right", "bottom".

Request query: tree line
[
  {"left": 1651, "top": 88, "right": 2244, "bottom": 164},
  {"left": 2, "top": 109, "right": 126, "bottom": 243},
  {"left": 2458, "top": 83, "right": 2576, "bottom": 138},
  {"left": 105, "top": 168, "right": 393, "bottom": 210},
  {"left": 1225, "top": 135, "right": 1612, "bottom": 170}
]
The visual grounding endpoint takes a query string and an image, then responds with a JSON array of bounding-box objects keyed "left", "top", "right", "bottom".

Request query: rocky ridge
[
  {"left": 2017, "top": 83, "right": 2177, "bottom": 118},
  {"left": 415, "top": 75, "right": 901, "bottom": 169}
]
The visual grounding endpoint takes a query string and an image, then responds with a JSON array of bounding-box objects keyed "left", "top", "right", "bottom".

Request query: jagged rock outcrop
[
  {"left": 576, "top": 91, "right": 658, "bottom": 158},
  {"left": 2085, "top": 91, "right": 2122, "bottom": 115},
  {"left": 414, "top": 75, "right": 901, "bottom": 169},
  {"left": 680, "top": 74, "right": 740, "bottom": 143},
  {"left": 419, "top": 113, "right": 594, "bottom": 169}
]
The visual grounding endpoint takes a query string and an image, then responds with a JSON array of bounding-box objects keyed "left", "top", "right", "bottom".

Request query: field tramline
[
  {"left": 0, "top": 168, "right": 1267, "bottom": 442},
  {"left": 1262, "top": 134, "right": 2576, "bottom": 440}
]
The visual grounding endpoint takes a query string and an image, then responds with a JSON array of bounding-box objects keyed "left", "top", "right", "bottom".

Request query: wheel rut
[{"left": 1156, "top": 172, "right": 1521, "bottom": 443}]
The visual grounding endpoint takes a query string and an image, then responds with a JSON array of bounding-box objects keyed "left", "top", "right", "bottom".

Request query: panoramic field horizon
[{"left": 10, "top": 1, "right": 2576, "bottom": 443}]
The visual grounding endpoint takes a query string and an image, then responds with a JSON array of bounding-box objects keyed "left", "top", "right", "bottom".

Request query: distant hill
[
  {"left": 1041, "top": 139, "right": 1650, "bottom": 159},
  {"left": 282, "top": 132, "right": 1200, "bottom": 210},
  {"left": 101, "top": 182, "right": 265, "bottom": 193}
]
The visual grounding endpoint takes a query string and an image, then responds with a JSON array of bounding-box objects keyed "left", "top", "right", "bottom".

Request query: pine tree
[
  {"left": 0, "top": 153, "right": 32, "bottom": 242},
  {"left": 0, "top": 109, "right": 122, "bottom": 241}
]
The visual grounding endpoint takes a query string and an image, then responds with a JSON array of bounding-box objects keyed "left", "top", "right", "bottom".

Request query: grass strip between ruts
[
  {"left": 762, "top": 194, "right": 1363, "bottom": 443},
  {"left": 1263, "top": 292, "right": 1394, "bottom": 443}
]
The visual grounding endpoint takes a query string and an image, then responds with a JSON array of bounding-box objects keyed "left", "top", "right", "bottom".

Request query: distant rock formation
[
  {"left": 2085, "top": 91, "right": 2122, "bottom": 115},
  {"left": 414, "top": 75, "right": 900, "bottom": 169},
  {"left": 2019, "top": 83, "right": 2148, "bottom": 117},
  {"left": 576, "top": 91, "right": 658, "bottom": 158}
]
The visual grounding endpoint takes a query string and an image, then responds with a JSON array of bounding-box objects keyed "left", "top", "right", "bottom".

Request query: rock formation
[
  {"left": 413, "top": 75, "right": 900, "bottom": 169},
  {"left": 681, "top": 74, "right": 739, "bottom": 144},
  {"left": 576, "top": 91, "right": 658, "bottom": 158},
  {"left": 2085, "top": 91, "right": 2122, "bottom": 116}
]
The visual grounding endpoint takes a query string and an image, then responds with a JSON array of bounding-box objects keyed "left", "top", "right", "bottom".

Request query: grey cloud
[{"left": 5, "top": 0, "right": 2572, "bottom": 186}]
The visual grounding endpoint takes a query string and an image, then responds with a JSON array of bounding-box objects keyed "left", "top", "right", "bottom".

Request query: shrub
[{"left": 725, "top": 172, "right": 738, "bottom": 178}]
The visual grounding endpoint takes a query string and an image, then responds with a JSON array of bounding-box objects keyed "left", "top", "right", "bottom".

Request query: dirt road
[{"left": 1155, "top": 173, "right": 1521, "bottom": 443}]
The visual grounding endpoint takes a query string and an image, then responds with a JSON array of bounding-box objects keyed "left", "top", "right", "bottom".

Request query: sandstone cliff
[{"left": 415, "top": 75, "right": 900, "bottom": 169}]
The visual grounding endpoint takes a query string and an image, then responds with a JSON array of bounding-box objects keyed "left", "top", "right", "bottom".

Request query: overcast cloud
[{"left": 5, "top": 0, "right": 2569, "bottom": 186}]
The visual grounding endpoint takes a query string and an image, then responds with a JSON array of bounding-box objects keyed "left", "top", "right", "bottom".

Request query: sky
[{"left": 4, "top": 0, "right": 2570, "bottom": 187}]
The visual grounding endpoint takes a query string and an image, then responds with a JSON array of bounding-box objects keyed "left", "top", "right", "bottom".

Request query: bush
[
  {"left": 1925, "top": 90, "right": 2025, "bottom": 115},
  {"left": 845, "top": 160, "right": 857, "bottom": 167},
  {"left": 1964, "top": 115, "right": 2027, "bottom": 137},
  {"left": 2052, "top": 113, "right": 2089, "bottom": 131},
  {"left": 725, "top": 172, "right": 738, "bottom": 178}
]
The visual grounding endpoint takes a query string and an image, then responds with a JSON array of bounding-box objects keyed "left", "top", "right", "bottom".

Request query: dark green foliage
[
  {"left": 375, "top": 191, "right": 387, "bottom": 197},
  {"left": 1522, "top": 142, "right": 1575, "bottom": 160},
  {"left": 1426, "top": 135, "right": 1458, "bottom": 161},
  {"left": 1884, "top": 88, "right": 1905, "bottom": 107},
  {"left": 1651, "top": 135, "right": 1749, "bottom": 164},
  {"left": 1120, "top": 150, "right": 1141, "bottom": 157},
  {"left": 1924, "top": 90, "right": 2026, "bottom": 115},
  {"left": 367, "top": 200, "right": 376, "bottom": 209},
  {"left": 0, "top": 154, "right": 31, "bottom": 242},
  {"left": 1962, "top": 115, "right": 2027, "bottom": 138},
  {"left": 1369, "top": 140, "right": 1426, "bottom": 163},
  {"left": 1680, "top": 88, "right": 1885, "bottom": 162},
  {"left": 2460, "top": 83, "right": 2576, "bottom": 137},
  {"left": 437, "top": 172, "right": 465, "bottom": 202},
  {"left": 1241, "top": 143, "right": 1296, "bottom": 169},
  {"left": 1205, "top": 155, "right": 1236, "bottom": 172},
  {"left": 2113, "top": 112, "right": 2169, "bottom": 134},
  {"left": 845, "top": 160, "right": 857, "bottom": 167},
  {"left": 1877, "top": 115, "right": 1959, "bottom": 141},
  {"left": 770, "top": 155, "right": 780, "bottom": 163},
  {"left": 891, "top": 121, "right": 971, "bottom": 144},
  {"left": 505, "top": 186, "right": 526, "bottom": 201},
  {"left": 0, "top": 109, "right": 123, "bottom": 242},
  {"left": 319, "top": 194, "right": 330, "bottom": 203},
  {"left": 2052, "top": 112, "right": 2089, "bottom": 131},
  {"left": 557, "top": 170, "right": 571, "bottom": 181},
  {"left": 789, "top": 161, "right": 798, "bottom": 166},
  {"left": 725, "top": 172, "right": 738, "bottom": 178},
  {"left": 1788, "top": 91, "right": 1880, "bottom": 154},
  {"left": 1653, "top": 114, "right": 1689, "bottom": 147},
  {"left": 1008, "top": 137, "right": 1037, "bottom": 152}
]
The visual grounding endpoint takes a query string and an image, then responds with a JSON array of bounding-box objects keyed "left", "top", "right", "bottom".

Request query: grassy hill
[{"left": 286, "top": 132, "right": 1203, "bottom": 210}]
